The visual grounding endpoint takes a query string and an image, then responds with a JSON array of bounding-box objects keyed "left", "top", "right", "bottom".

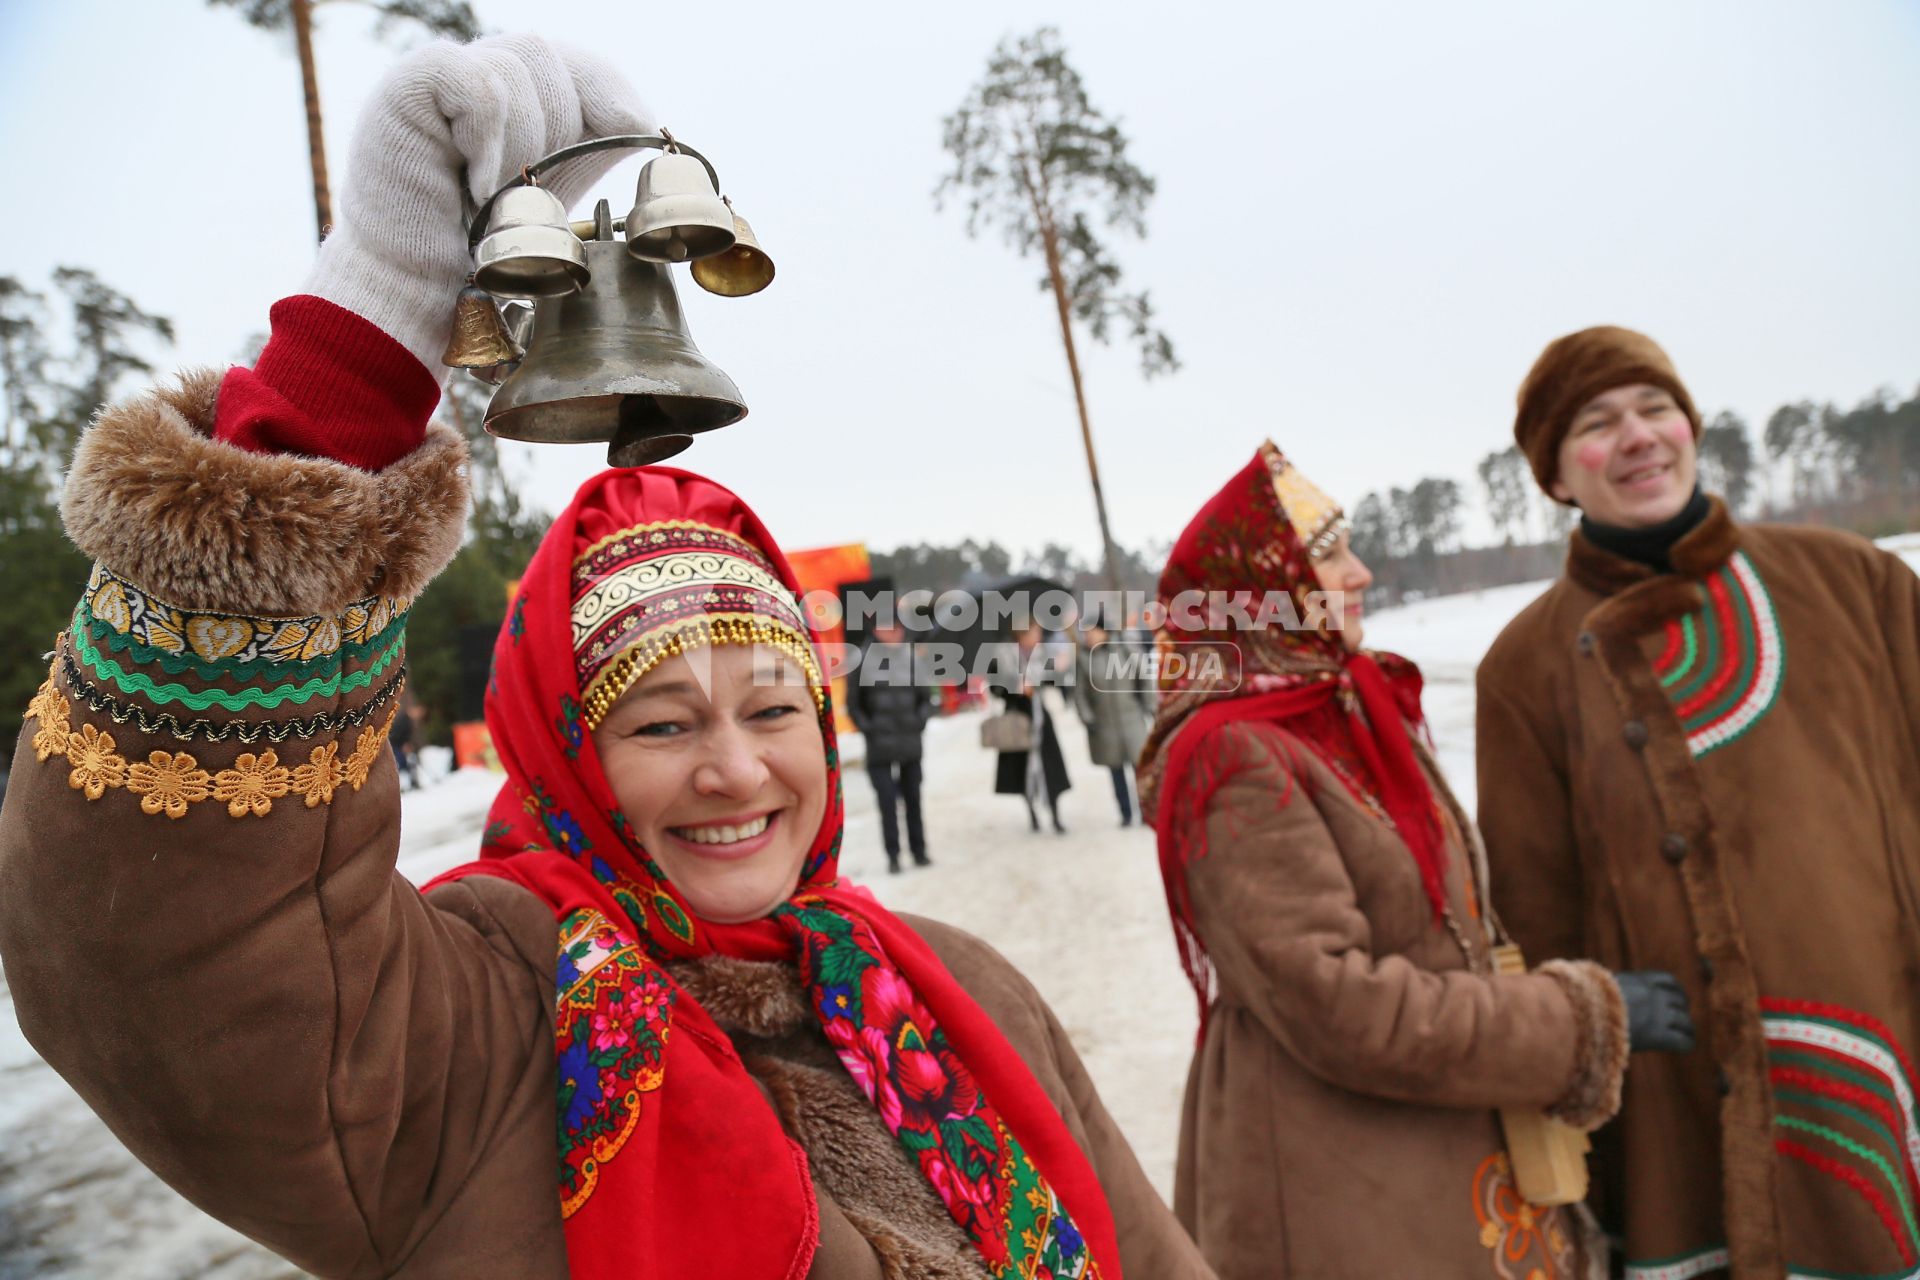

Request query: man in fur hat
[{"left": 1476, "top": 326, "right": 1920, "bottom": 1279}]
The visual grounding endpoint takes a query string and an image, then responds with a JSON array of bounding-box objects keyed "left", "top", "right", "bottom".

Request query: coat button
[
  {"left": 1577, "top": 631, "right": 1596, "bottom": 656},
  {"left": 1700, "top": 956, "right": 1715, "bottom": 981},
  {"left": 1623, "top": 719, "right": 1650, "bottom": 750},
  {"left": 1661, "top": 833, "right": 1689, "bottom": 863},
  {"left": 1718, "top": 1070, "right": 1732, "bottom": 1096}
]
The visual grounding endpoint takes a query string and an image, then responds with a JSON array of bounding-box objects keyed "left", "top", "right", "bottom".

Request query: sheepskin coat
[
  {"left": 1477, "top": 499, "right": 1920, "bottom": 1280},
  {"left": 0, "top": 371, "right": 1212, "bottom": 1280},
  {"left": 1168, "top": 719, "right": 1627, "bottom": 1280}
]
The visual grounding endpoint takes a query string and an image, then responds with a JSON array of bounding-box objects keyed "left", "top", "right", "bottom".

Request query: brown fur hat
[{"left": 1514, "top": 326, "right": 1700, "bottom": 494}]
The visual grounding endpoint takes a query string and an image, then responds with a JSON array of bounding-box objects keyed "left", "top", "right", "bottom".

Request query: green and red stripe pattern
[{"left": 1651, "top": 552, "right": 1785, "bottom": 758}]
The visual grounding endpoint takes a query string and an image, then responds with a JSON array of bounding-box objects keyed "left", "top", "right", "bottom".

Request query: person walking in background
[
  {"left": 389, "top": 692, "right": 421, "bottom": 791},
  {"left": 1140, "top": 441, "right": 1693, "bottom": 1279},
  {"left": 846, "top": 621, "right": 935, "bottom": 873},
  {"left": 990, "top": 623, "right": 1071, "bottom": 834},
  {"left": 1072, "top": 618, "right": 1153, "bottom": 826},
  {"left": 1478, "top": 326, "right": 1920, "bottom": 1280}
]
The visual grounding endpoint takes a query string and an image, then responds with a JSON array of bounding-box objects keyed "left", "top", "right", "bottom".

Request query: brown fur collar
[
  {"left": 667, "top": 955, "right": 990, "bottom": 1280},
  {"left": 1537, "top": 959, "right": 1628, "bottom": 1132},
  {"left": 1565, "top": 496, "right": 1740, "bottom": 598},
  {"left": 60, "top": 368, "right": 469, "bottom": 616}
]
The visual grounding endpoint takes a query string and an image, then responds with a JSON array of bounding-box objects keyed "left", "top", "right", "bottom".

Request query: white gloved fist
[{"left": 305, "top": 33, "right": 654, "bottom": 374}]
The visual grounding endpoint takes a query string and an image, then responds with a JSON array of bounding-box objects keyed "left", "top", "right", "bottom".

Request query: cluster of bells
[{"left": 442, "top": 145, "right": 774, "bottom": 467}]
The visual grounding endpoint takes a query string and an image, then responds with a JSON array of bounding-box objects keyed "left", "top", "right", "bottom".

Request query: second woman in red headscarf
[{"left": 1138, "top": 442, "right": 1660, "bottom": 1280}]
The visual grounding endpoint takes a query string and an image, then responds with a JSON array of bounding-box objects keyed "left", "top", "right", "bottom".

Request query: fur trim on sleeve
[
  {"left": 1537, "top": 958, "right": 1630, "bottom": 1132},
  {"left": 60, "top": 368, "right": 469, "bottom": 615}
]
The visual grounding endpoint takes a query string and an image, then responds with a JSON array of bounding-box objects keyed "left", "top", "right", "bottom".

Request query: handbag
[{"left": 979, "top": 710, "right": 1032, "bottom": 752}]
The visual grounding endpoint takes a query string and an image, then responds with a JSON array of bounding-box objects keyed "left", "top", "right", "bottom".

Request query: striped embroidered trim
[
  {"left": 83, "top": 602, "right": 407, "bottom": 684},
  {"left": 1763, "top": 999, "right": 1920, "bottom": 1267},
  {"left": 23, "top": 666, "right": 401, "bottom": 818},
  {"left": 60, "top": 642, "right": 407, "bottom": 744},
  {"left": 71, "top": 611, "right": 406, "bottom": 710},
  {"left": 1651, "top": 551, "right": 1785, "bottom": 758},
  {"left": 1624, "top": 1246, "right": 1730, "bottom": 1280},
  {"left": 83, "top": 562, "right": 407, "bottom": 665}
]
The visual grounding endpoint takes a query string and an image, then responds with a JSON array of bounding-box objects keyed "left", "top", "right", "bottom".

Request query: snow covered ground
[{"left": 5, "top": 538, "right": 1917, "bottom": 1278}]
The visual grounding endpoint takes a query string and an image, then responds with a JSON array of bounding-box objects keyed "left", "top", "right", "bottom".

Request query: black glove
[{"left": 1616, "top": 970, "right": 1696, "bottom": 1053}]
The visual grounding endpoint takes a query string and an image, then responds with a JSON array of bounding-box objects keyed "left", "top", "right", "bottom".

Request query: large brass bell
[
  {"left": 474, "top": 185, "right": 590, "bottom": 299},
  {"left": 624, "top": 152, "right": 736, "bottom": 263},
  {"left": 690, "top": 201, "right": 776, "bottom": 297},
  {"left": 485, "top": 208, "right": 746, "bottom": 467}
]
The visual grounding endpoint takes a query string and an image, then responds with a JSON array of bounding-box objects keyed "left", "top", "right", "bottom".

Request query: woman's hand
[{"left": 306, "top": 33, "right": 655, "bottom": 373}]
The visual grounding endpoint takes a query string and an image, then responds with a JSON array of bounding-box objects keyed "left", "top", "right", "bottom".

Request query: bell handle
[{"left": 466, "top": 134, "right": 722, "bottom": 249}]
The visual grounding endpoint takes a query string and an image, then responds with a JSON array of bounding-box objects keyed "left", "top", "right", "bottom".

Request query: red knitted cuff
[{"left": 213, "top": 295, "right": 441, "bottom": 471}]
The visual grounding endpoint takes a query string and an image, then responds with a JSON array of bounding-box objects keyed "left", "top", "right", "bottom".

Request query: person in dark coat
[
  {"left": 845, "top": 623, "right": 937, "bottom": 873},
  {"left": 1071, "top": 622, "right": 1154, "bottom": 826},
  {"left": 991, "top": 624, "right": 1071, "bottom": 833}
]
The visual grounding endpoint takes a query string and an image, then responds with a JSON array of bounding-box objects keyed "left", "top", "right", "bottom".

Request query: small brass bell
[
  {"left": 462, "top": 302, "right": 534, "bottom": 386},
  {"left": 690, "top": 203, "right": 776, "bottom": 297},
  {"left": 485, "top": 205, "right": 746, "bottom": 467},
  {"left": 624, "top": 152, "right": 736, "bottom": 264},
  {"left": 475, "top": 185, "right": 590, "bottom": 299},
  {"left": 442, "top": 285, "right": 522, "bottom": 370}
]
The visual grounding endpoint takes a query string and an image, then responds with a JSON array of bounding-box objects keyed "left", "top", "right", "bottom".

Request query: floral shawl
[{"left": 427, "top": 466, "right": 1119, "bottom": 1280}]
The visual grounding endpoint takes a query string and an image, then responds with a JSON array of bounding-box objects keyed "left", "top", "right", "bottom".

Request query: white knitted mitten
[{"left": 304, "top": 34, "right": 655, "bottom": 373}]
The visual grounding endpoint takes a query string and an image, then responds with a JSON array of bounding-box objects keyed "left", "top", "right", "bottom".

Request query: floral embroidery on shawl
[
  {"left": 782, "top": 894, "right": 1100, "bottom": 1278},
  {"left": 554, "top": 906, "right": 674, "bottom": 1218}
]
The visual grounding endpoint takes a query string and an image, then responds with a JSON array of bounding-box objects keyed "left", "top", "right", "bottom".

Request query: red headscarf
[
  {"left": 427, "top": 467, "right": 1119, "bottom": 1280},
  {"left": 1136, "top": 443, "right": 1447, "bottom": 1029}
]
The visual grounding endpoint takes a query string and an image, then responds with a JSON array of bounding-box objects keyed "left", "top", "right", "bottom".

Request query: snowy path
[{"left": 5, "top": 539, "right": 1915, "bottom": 1277}]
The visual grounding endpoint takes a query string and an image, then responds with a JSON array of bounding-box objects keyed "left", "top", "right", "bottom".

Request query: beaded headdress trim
[
  {"left": 1261, "top": 441, "right": 1348, "bottom": 560},
  {"left": 571, "top": 520, "right": 823, "bottom": 729}
]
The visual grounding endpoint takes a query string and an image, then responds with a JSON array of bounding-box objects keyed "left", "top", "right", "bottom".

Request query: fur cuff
[
  {"left": 61, "top": 368, "right": 469, "bottom": 616},
  {"left": 1538, "top": 959, "right": 1629, "bottom": 1132}
]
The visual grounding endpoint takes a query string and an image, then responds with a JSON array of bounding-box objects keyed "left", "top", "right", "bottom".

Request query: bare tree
[
  {"left": 1697, "top": 410, "right": 1756, "bottom": 515},
  {"left": 1476, "top": 445, "right": 1532, "bottom": 545},
  {"left": 937, "top": 27, "right": 1177, "bottom": 595},
  {"left": 210, "top": 0, "right": 483, "bottom": 240},
  {"left": 1764, "top": 399, "right": 1818, "bottom": 509}
]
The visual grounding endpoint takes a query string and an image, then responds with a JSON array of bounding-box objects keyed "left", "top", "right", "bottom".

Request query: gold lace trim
[{"left": 25, "top": 668, "right": 400, "bottom": 819}]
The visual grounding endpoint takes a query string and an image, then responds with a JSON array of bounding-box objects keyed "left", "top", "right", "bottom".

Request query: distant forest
[
  {"left": 875, "top": 388, "right": 1920, "bottom": 612},
  {"left": 3, "top": 264, "right": 1914, "bottom": 728}
]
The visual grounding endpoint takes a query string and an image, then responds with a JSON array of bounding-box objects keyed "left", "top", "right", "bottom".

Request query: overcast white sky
[{"left": 3, "top": 0, "right": 1917, "bottom": 559}]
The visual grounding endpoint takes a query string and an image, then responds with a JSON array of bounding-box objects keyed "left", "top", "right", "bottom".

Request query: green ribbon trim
[
  {"left": 71, "top": 617, "right": 405, "bottom": 711},
  {"left": 81, "top": 602, "right": 407, "bottom": 684},
  {"left": 1774, "top": 1112, "right": 1920, "bottom": 1252},
  {"left": 1658, "top": 612, "right": 1699, "bottom": 688}
]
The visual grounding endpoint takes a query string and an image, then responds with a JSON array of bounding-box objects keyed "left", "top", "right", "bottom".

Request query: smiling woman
[
  {"left": 427, "top": 463, "right": 1218, "bottom": 1278},
  {"left": 592, "top": 646, "right": 828, "bottom": 923},
  {"left": 0, "top": 32, "right": 1214, "bottom": 1280}
]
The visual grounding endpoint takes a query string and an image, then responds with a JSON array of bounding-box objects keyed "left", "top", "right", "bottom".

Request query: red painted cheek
[
  {"left": 1572, "top": 441, "right": 1610, "bottom": 474},
  {"left": 1657, "top": 419, "right": 1693, "bottom": 447}
]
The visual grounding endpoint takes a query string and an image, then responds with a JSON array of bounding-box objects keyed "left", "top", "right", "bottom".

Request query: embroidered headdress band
[
  {"left": 1262, "top": 442, "right": 1348, "bottom": 560},
  {"left": 570, "top": 519, "right": 823, "bottom": 728}
]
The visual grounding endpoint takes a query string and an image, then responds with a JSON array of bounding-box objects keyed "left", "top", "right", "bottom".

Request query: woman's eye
[
  {"left": 630, "top": 720, "right": 684, "bottom": 739},
  {"left": 752, "top": 703, "right": 801, "bottom": 723}
]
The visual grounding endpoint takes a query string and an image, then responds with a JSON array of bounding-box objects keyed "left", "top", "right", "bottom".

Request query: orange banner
[{"left": 785, "top": 542, "right": 872, "bottom": 735}]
